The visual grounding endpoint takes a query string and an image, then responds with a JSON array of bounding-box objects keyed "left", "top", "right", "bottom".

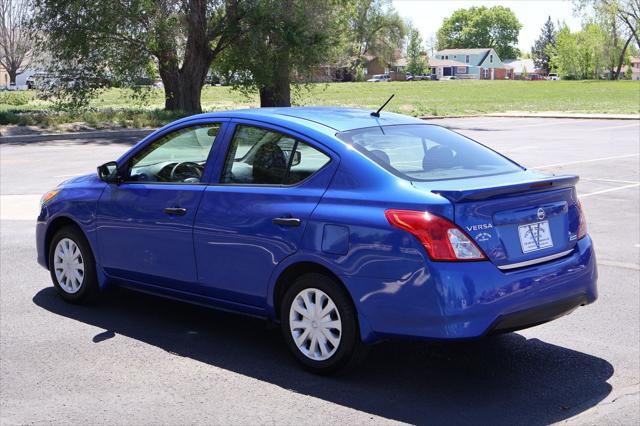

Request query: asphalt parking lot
[{"left": 1, "top": 117, "right": 638, "bottom": 425}]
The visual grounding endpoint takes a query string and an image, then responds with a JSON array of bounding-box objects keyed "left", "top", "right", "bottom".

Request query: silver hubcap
[
  {"left": 53, "top": 238, "right": 84, "bottom": 294},
  {"left": 289, "top": 288, "right": 342, "bottom": 361}
]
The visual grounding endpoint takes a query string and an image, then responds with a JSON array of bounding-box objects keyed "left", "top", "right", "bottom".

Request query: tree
[
  {"left": 406, "top": 27, "right": 426, "bottom": 76},
  {"left": 576, "top": 0, "right": 639, "bottom": 46},
  {"left": 344, "top": 0, "right": 406, "bottom": 70},
  {"left": 0, "top": 0, "right": 34, "bottom": 85},
  {"left": 436, "top": 6, "right": 522, "bottom": 60},
  {"left": 578, "top": 0, "right": 639, "bottom": 78},
  {"left": 531, "top": 16, "right": 556, "bottom": 75},
  {"left": 31, "top": 0, "right": 244, "bottom": 112},
  {"left": 213, "top": 0, "right": 346, "bottom": 107},
  {"left": 548, "top": 22, "right": 608, "bottom": 79}
]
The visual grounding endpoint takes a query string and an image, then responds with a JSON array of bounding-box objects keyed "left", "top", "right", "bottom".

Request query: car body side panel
[
  {"left": 36, "top": 174, "right": 106, "bottom": 273},
  {"left": 193, "top": 120, "right": 340, "bottom": 307}
]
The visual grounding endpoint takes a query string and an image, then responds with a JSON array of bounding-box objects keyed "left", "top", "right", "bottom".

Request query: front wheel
[
  {"left": 280, "top": 273, "right": 368, "bottom": 375},
  {"left": 48, "top": 226, "right": 100, "bottom": 304}
]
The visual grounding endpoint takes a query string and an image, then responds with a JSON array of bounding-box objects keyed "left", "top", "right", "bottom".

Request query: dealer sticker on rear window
[{"left": 518, "top": 220, "right": 554, "bottom": 253}]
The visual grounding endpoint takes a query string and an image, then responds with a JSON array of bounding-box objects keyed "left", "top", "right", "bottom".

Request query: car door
[
  {"left": 193, "top": 121, "right": 337, "bottom": 307},
  {"left": 97, "top": 121, "right": 228, "bottom": 289}
]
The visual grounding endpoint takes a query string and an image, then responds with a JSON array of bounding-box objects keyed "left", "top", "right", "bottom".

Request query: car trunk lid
[{"left": 412, "top": 171, "right": 581, "bottom": 268}]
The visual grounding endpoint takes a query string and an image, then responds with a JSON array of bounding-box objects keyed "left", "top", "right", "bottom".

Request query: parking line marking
[
  {"left": 597, "top": 259, "right": 640, "bottom": 271},
  {"left": 532, "top": 153, "right": 639, "bottom": 169},
  {"left": 580, "top": 183, "right": 640, "bottom": 198},
  {"left": 582, "top": 178, "right": 640, "bottom": 184},
  {"left": 500, "top": 120, "right": 589, "bottom": 130},
  {"left": 590, "top": 123, "right": 640, "bottom": 131}
]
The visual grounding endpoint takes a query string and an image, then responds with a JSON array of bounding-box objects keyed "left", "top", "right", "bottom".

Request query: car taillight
[
  {"left": 577, "top": 199, "right": 588, "bottom": 239},
  {"left": 384, "top": 209, "right": 486, "bottom": 261}
]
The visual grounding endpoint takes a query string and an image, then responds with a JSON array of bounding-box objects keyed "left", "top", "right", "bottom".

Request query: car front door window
[{"left": 127, "top": 124, "right": 221, "bottom": 183}]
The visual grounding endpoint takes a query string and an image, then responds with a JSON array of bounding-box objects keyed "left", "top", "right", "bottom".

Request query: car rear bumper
[{"left": 347, "top": 236, "right": 598, "bottom": 343}]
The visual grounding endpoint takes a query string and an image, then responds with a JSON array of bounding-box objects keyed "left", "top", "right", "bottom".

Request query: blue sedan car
[{"left": 36, "top": 107, "right": 598, "bottom": 374}]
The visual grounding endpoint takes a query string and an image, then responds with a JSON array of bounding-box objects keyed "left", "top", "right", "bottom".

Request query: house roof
[
  {"left": 428, "top": 58, "right": 468, "bottom": 67},
  {"left": 437, "top": 48, "right": 491, "bottom": 55},
  {"left": 392, "top": 57, "right": 408, "bottom": 67},
  {"left": 504, "top": 59, "right": 539, "bottom": 73}
]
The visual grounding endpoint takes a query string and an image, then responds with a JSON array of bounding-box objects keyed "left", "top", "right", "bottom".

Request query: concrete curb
[
  {"left": 0, "top": 128, "right": 154, "bottom": 144},
  {"left": 1, "top": 112, "right": 638, "bottom": 143},
  {"left": 483, "top": 113, "right": 640, "bottom": 120}
]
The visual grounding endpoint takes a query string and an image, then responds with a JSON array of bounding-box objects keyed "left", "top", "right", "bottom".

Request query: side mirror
[
  {"left": 97, "top": 161, "right": 121, "bottom": 183},
  {"left": 291, "top": 150, "right": 301, "bottom": 166}
]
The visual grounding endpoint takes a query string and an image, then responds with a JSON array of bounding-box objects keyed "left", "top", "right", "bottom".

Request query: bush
[{"left": 0, "top": 91, "right": 31, "bottom": 106}]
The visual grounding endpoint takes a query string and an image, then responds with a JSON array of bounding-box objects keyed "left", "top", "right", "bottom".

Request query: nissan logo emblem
[{"left": 537, "top": 208, "right": 545, "bottom": 221}]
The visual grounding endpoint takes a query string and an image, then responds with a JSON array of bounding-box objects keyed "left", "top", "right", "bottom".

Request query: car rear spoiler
[{"left": 431, "top": 175, "right": 579, "bottom": 202}]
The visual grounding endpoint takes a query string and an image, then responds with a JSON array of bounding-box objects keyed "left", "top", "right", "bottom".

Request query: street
[{"left": 1, "top": 117, "right": 638, "bottom": 424}]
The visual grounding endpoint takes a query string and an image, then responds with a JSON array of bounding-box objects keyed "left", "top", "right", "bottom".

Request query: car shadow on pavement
[{"left": 33, "top": 286, "right": 613, "bottom": 425}]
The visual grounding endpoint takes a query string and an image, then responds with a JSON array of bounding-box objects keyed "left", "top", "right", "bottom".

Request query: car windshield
[{"left": 336, "top": 124, "right": 522, "bottom": 181}]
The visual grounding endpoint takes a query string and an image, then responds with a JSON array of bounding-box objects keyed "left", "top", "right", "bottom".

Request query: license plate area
[{"left": 518, "top": 220, "right": 554, "bottom": 253}]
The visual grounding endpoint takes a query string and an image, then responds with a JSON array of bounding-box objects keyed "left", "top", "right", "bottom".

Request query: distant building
[
  {"left": 0, "top": 65, "right": 8, "bottom": 87},
  {"left": 432, "top": 48, "right": 511, "bottom": 80},
  {"left": 0, "top": 64, "right": 38, "bottom": 89},
  {"left": 362, "top": 53, "right": 408, "bottom": 81},
  {"left": 503, "top": 59, "right": 545, "bottom": 80}
]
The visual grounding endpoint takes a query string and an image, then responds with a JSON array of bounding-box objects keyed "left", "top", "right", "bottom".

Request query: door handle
[
  {"left": 164, "top": 207, "right": 188, "bottom": 216},
  {"left": 272, "top": 217, "right": 301, "bottom": 227}
]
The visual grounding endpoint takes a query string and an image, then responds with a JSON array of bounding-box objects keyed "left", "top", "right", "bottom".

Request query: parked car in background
[
  {"left": 36, "top": 107, "right": 597, "bottom": 375},
  {"left": 366, "top": 74, "right": 390, "bottom": 82},
  {"left": 26, "top": 73, "right": 57, "bottom": 90},
  {"left": 408, "top": 74, "right": 432, "bottom": 81},
  {"left": 547, "top": 73, "right": 560, "bottom": 80}
]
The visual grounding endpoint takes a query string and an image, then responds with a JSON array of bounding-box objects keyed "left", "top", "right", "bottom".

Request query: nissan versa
[{"left": 36, "top": 107, "right": 598, "bottom": 374}]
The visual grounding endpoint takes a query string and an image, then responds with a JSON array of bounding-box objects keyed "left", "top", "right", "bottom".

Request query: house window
[
  {"left": 490, "top": 54, "right": 493, "bottom": 63},
  {"left": 465, "top": 55, "right": 470, "bottom": 64},
  {"left": 444, "top": 55, "right": 448, "bottom": 60},
  {"left": 483, "top": 69, "right": 489, "bottom": 79},
  {"left": 454, "top": 55, "right": 457, "bottom": 59},
  {"left": 363, "top": 68, "right": 368, "bottom": 75}
]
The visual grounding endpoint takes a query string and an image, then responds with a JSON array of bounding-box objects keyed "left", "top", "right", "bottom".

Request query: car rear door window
[{"left": 221, "top": 125, "right": 330, "bottom": 185}]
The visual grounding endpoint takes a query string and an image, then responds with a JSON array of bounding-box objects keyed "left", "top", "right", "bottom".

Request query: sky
[{"left": 392, "top": 0, "right": 584, "bottom": 55}]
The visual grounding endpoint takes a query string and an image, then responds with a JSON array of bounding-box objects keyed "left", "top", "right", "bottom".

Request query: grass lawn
[{"left": 1, "top": 80, "right": 639, "bottom": 131}]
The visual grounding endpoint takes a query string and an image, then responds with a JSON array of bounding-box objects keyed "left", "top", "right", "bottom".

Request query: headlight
[{"left": 40, "top": 189, "right": 60, "bottom": 206}]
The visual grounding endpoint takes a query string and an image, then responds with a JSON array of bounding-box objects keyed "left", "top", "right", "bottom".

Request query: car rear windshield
[{"left": 336, "top": 124, "right": 522, "bottom": 181}]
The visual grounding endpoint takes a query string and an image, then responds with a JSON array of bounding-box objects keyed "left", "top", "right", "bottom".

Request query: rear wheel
[
  {"left": 280, "top": 273, "right": 368, "bottom": 374},
  {"left": 48, "top": 226, "right": 100, "bottom": 303}
]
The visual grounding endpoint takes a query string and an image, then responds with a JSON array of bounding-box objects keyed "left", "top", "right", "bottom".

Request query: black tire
[
  {"left": 48, "top": 225, "right": 100, "bottom": 304},
  {"left": 280, "top": 273, "right": 369, "bottom": 375}
]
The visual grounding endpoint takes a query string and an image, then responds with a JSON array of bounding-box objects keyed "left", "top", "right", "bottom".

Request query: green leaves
[
  {"left": 406, "top": 27, "right": 426, "bottom": 76},
  {"left": 437, "top": 6, "right": 522, "bottom": 60}
]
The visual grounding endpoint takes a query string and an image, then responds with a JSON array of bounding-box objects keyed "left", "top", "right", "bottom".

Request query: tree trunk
[
  {"left": 156, "top": 0, "right": 214, "bottom": 113},
  {"left": 159, "top": 64, "right": 210, "bottom": 113},
  {"left": 7, "top": 69, "right": 17, "bottom": 85},
  {"left": 614, "top": 35, "right": 633, "bottom": 80},
  {"left": 259, "top": 44, "right": 291, "bottom": 107}
]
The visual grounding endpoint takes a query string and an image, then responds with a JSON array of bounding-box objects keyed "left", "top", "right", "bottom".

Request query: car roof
[{"left": 182, "top": 107, "right": 425, "bottom": 133}]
